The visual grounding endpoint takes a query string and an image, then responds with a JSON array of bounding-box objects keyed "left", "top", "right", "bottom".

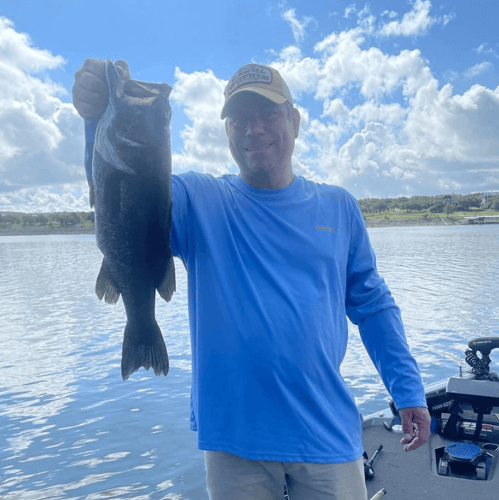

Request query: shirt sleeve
[
  {"left": 345, "top": 197, "right": 427, "bottom": 410},
  {"left": 171, "top": 174, "right": 191, "bottom": 262}
]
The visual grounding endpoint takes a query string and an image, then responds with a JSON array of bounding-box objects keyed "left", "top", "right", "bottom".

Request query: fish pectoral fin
[
  {"left": 95, "top": 139, "right": 137, "bottom": 176},
  {"left": 121, "top": 320, "right": 169, "bottom": 380},
  {"left": 157, "top": 255, "right": 176, "bottom": 302},
  {"left": 95, "top": 259, "right": 121, "bottom": 305}
]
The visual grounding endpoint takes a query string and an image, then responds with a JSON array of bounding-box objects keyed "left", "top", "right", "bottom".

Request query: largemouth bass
[{"left": 87, "top": 60, "right": 175, "bottom": 380}]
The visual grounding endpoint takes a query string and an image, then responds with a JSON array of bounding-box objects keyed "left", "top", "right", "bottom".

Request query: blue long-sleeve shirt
[{"left": 170, "top": 171, "right": 426, "bottom": 463}]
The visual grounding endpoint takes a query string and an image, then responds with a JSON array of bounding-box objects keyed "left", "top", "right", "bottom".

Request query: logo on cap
[
  {"left": 221, "top": 63, "right": 292, "bottom": 119},
  {"left": 227, "top": 65, "right": 274, "bottom": 95}
]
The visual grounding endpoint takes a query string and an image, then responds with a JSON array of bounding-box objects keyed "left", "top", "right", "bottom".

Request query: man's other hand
[{"left": 399, "top": 406, "right": 431, "bottom": 452}]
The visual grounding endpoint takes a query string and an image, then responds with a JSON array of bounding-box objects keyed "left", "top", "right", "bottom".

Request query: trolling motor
[
  {"left": 465, "top": 337, "right": 499, "bottom": 382},
  {"left": 444, "top": 338, "right": 499, "bottom": 437},
  {"left": 437, "top": 338, "right": 499, "bottom": 480},
  {"left": 448, "top": 338, "right": 499, "bottom": 437}
]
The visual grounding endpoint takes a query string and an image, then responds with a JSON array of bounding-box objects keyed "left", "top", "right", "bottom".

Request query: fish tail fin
[
  {"left": 95, "top": 259, "right": 121, "bottom": 304},
  {"left": 121, "top": 320, "right": 169, "bottom": 380},
  {"left": 157, "top": 255, "right": 176, "bottom": 302}
]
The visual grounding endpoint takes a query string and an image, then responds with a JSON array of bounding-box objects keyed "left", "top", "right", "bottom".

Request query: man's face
[{"left": 225, "top": 93, "right": 300, "bottom": 181}]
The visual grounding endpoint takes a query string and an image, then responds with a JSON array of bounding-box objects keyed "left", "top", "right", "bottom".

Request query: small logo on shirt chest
[{"left": 315, "top": 226, "right": 336, "bottom": 233}]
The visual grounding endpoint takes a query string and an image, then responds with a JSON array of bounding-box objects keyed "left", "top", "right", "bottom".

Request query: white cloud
[
  {"left": 0, "top": 17, "right": 64, "bottom": 72},
  {"left": 324, "top": 98, "right": 407, "bottom": 129},
  {"left": 464, "top": 61, "right": 493, "bottom": 78},
  {"left": 270, "top": 46, "right": 321, "bottom": 98},
  {"left": 406, "top": 83, "right": 499, "bottom": 163},
  {"left": 380, "top": 0, "right": 435, "bottom": 37},
  {"left": 344, "top": 5, "right": 357, "bottom": 19},
  {"left": 311, "top": 27, "right": 431, "bottom": 101},
  {"left": 328, "top": 79, "right": 499, "bottom": 197},
  {"left": 0, "top": 16, "right": 84, "bottom": 211},
  {"left": 476, "top": 43, "right": 499, "bottom": 59},
  {"left": 380, "top": 0, "right": 436, "bottom": 36},
  {"left": 357, "top": 5, "right": 377, "bottom": 33},
  {"left": 280, "top": 8, "right": 313, "bottom": 44},
  {"left": 0, "top": 184, "right": 89, "bottom": 213},
  {"left": 170, "top": 68, "right": 234, "bottom": 175},
  {"left": 381, "top": 10, "right": 398, "bottom": 20}
]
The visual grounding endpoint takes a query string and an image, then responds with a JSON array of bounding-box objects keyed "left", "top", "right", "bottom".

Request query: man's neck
[{"left": 241, "top": 168, "right": 295, "bottom": 190}]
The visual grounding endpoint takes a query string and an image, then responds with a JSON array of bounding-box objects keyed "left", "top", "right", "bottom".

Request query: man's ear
[{"left": 292, "top": 107, "right": 301, "bottom": 139}]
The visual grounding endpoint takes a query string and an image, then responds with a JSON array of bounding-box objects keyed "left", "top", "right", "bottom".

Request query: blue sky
[{"left": 0, "top": 0, "right": 498, "bottom": 212}]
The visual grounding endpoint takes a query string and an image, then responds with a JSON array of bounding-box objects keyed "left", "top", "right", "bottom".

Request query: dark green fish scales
[{"left": 92, "top": 60, "right": 175, "bottom": 380}]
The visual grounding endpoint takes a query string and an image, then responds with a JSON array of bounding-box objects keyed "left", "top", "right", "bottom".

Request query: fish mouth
[{"left": 244, "top": 142, "right": 274, "bottom": 152}]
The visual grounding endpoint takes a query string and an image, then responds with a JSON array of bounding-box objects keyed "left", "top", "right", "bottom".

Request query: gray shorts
[{"left": 205, "top": 450, "right": 368, "bottom": 500}]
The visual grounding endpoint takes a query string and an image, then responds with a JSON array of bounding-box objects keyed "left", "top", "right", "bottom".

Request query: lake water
[{"left": 1, "top": 225, "right": 499, "bottom": 499}]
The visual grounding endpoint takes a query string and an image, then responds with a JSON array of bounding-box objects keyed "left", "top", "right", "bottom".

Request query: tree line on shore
[
  {"left": 0, "top": 211, "right": 94, "bottom": 228},
  {"left": 1, "top": 193, "right": 499, "bottom": 228},
  {"left": 357, "top": 193, "right": 499, "bottom": 216}
]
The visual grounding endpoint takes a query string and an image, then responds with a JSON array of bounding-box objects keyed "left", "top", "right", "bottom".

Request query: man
[{"left": 73, "top": 60, "right": 431, "bottom": 500}]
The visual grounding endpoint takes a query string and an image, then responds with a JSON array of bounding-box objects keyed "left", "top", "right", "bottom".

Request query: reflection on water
[
  {"left": 0, "top": 235, "right": 201, "bottom": 499},
  {"left": 1, "top": 226, "right": 499, "bottom": 498}
]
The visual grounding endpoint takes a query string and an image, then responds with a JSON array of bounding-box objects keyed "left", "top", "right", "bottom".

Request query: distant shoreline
[
  {"left": 364, "top": 217, "right": 462, "bottom": 228},
  {"left": 0, "top": 217, "right": 482, "bottom": 237},
  {"left": 0, "top": 225, "right": 96, "bottom": 237}
]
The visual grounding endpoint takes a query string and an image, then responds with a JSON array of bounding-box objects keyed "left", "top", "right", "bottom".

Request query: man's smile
[{"left": 244, "top": 142, "right": 274, "bottom": 152}]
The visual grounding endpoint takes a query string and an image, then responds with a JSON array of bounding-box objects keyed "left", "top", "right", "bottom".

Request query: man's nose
[{"left": 245, "top": 116, "right": 265, "bottom": 136}]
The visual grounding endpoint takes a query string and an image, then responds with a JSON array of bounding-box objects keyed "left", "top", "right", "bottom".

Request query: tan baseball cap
[{"left": 220, "top": 63, "right": 293, "bottom": 119}]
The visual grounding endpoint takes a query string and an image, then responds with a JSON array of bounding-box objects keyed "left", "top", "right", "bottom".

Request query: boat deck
[{"left": 363, "top": 416, "right": 499, "bottom": 499}]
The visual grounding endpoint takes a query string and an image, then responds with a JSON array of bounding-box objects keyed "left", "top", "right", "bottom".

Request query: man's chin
[{"left": 245, "top": 162, "right": 274, "bottom": 175}]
